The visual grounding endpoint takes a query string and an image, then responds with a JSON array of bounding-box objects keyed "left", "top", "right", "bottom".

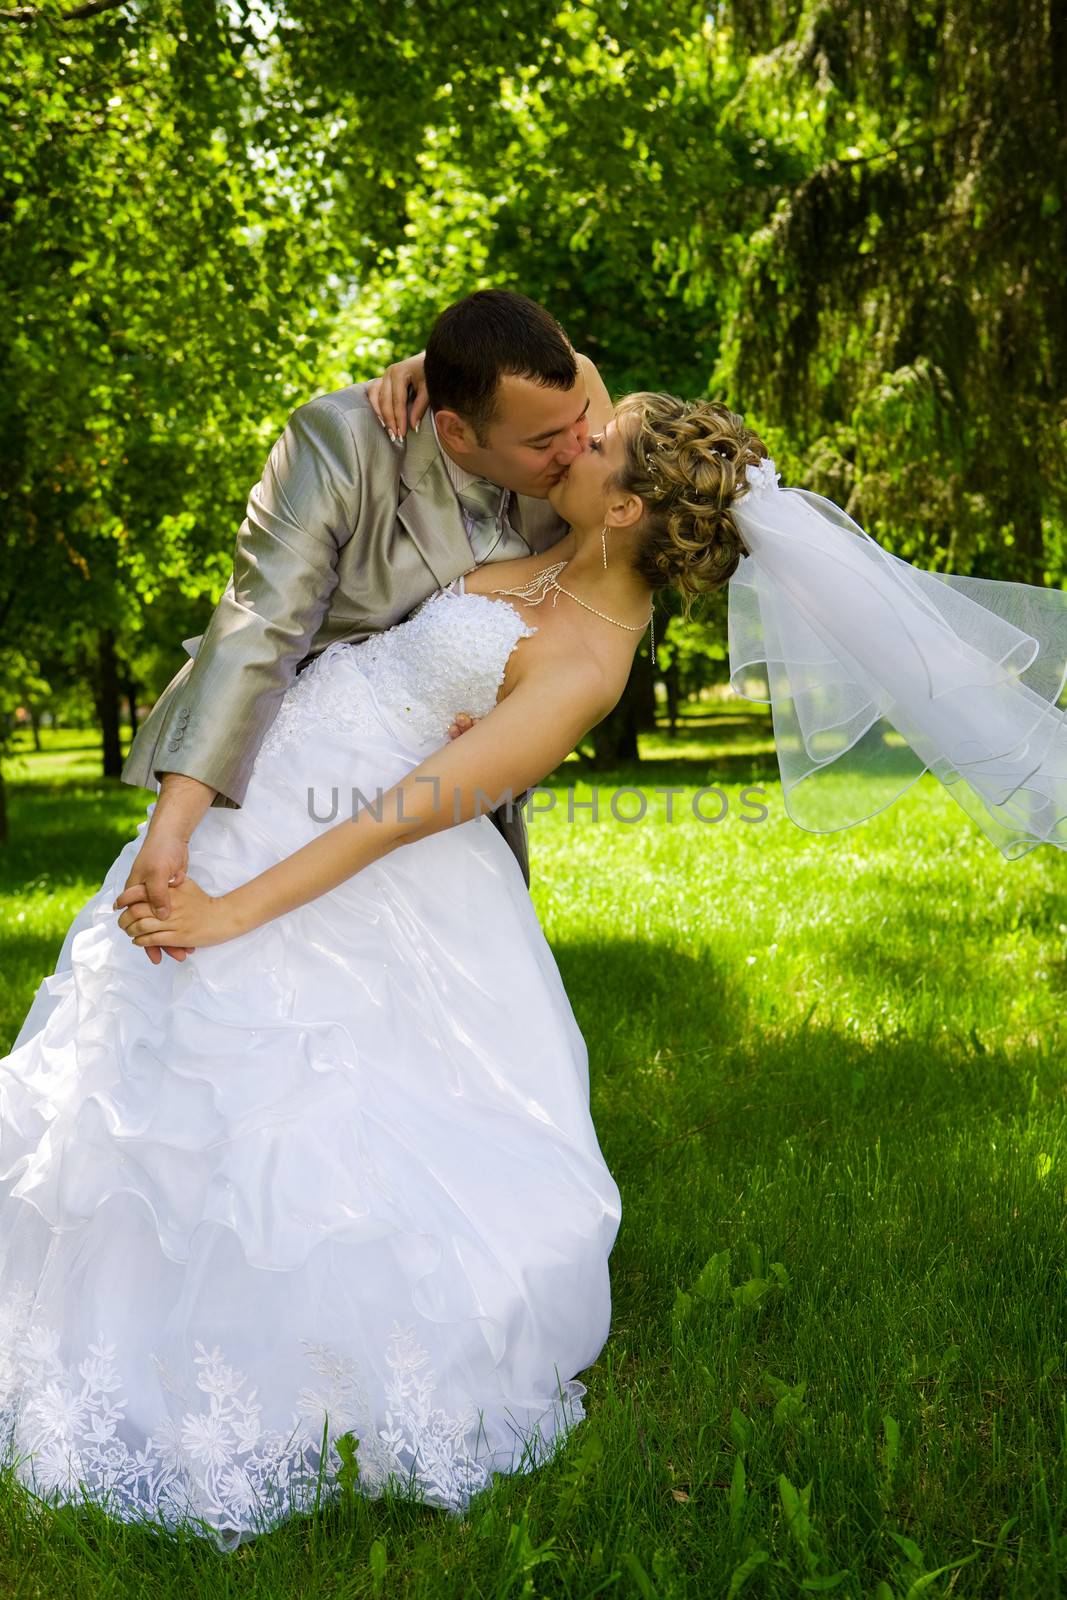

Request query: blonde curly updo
[{"left": 611, "top": 393, "right": 769, "bottom": 617}]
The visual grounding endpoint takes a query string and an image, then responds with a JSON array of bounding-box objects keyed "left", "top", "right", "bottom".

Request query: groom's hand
[{"left": 447, "top": 712, "right": 479, "bottom": 740}]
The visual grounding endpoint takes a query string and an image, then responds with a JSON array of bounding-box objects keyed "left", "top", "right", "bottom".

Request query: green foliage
[
  {"left": 706, "top": 0, "right": 1067, "bottom": 580},
  {"left": 2, "top": 0, "right": 1063, "bottom": 794},
  {"left": 0, "top": 0, "right": 341, "bottom": 661}
]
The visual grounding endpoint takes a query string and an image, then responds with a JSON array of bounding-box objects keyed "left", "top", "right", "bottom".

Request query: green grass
[{"left": 0, "top": 720, "right": 1064, "bottom": 1598}]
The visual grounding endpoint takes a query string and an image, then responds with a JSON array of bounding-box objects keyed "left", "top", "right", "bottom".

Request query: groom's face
[{"left": 439, "top": 372, "right": 591, "bottom": 498}]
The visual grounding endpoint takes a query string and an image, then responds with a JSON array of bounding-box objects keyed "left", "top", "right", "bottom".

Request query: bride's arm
[
  {"left": 127, "top": 662, "right": 615, "bottom": 949},
  {"left": 367, "top": 349, "right": 614, "bottom": 440}
]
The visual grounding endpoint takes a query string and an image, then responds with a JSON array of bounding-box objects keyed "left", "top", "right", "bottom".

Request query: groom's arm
[
  {"left": 116, "top": 398, "right": 364, "bottom": 949},
  {"left": 125, "top": 398, "right": 361, "bottom": 810}
]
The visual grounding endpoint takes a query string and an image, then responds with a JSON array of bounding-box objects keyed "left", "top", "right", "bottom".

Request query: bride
[{"left": 0, "top": 390, "right": 768, "bottom": 1550}]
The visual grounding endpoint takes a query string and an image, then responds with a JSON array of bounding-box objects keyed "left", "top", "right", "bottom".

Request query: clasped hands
[{"left": 113, "top": 874, "right": 236, "bottom": 954}]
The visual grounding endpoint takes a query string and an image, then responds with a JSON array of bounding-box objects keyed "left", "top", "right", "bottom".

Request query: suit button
[{"left": 167, "top": 740, "right": 181, "bottom": 751}]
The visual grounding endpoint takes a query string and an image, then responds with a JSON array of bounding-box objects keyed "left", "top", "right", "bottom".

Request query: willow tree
[{"left": 703, "top": 0, "right": 1067, "bottom": 581}]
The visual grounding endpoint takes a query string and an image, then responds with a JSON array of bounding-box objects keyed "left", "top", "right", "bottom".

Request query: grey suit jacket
[{"left": 121, "top": 382, "right": 569, "bottom": 887}]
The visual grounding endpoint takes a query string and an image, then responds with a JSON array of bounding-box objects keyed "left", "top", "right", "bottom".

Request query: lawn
[{"left": 0, "top": 715, "right": 1063, "bottom": 1598}]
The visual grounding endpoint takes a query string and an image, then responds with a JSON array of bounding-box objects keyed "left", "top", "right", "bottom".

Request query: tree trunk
[
  {"left": 586, "top": 658, "right": 648, "bottom": 767},
  {"left": 664, "top": 657, "right": 680, "bottom": 735},
  {"left": 0, "top": 761, "right": 7, "bottom": 844},
  {"left": 633, "top": 645, "right": 657, "bottom": 731},
  {"left": 588, "top": 701, "right": 638, "bottom": 767},
  {"left": 121, "top": 670, "right": 140, "bottom": 752},
  {"left": 96, "top": 627, "right": 123, "bottom": 778},
  {"left": 26, "top": 701, "right": 42, "bottom": 752}
]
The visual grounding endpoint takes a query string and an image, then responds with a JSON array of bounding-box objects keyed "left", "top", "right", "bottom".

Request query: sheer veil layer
[{"left": 727, "top": 460, "right": 1067, "bottom": 858}]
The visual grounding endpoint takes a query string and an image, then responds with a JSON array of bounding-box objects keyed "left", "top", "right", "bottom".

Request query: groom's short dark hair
[{"left": 425, "top": 290, "right": 578, "bottom": 446}]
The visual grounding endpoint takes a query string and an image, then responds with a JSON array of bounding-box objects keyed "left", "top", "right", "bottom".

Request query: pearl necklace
[{"left": 487, "top": 559, "right": 656, "bottom": 665}]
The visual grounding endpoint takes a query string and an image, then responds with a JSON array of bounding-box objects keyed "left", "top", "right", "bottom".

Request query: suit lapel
[{"left": 397, "top": 423, "right": 472, "bottom": 589}]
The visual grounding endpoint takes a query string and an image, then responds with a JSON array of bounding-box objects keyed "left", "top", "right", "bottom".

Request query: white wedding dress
[{"left": 0, "top": 576, "right": 622, "bottom": 1550}]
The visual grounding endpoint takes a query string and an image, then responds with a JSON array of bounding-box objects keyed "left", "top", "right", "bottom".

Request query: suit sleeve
[{"left": 122, "top": 398, "right": 362, "bottom": 808}]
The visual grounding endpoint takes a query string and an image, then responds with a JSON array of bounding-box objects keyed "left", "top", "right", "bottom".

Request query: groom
[{"left": 117, "top": 289, "right": 611, "bottom": 962}]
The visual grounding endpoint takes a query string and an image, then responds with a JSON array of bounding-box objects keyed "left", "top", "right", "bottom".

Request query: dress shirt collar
[{"left": 430, "top": 410, "right": 501, "bottom": 498}]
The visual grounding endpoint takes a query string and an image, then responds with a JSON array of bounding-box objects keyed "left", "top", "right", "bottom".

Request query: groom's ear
[{"left": 435, "top": 408, "right": 477, "bottom": 454}]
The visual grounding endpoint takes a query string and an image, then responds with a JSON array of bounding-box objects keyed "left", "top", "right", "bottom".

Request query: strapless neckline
[{"left": 440, "top": 572, "right": 524, "bottom": 628}]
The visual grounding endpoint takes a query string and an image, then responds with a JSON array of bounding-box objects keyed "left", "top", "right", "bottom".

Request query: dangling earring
[
  {"left": 650, "top": 598, "right": 656, "bottom": 667},
  {"left": 601, "top": 524, "right": 609, "bottom": 569}
]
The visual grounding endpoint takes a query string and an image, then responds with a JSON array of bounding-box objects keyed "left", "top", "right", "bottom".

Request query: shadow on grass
[
  {"left": 552, "top": 932, "right": 746, "bottom": 1059},
  {"left": 5, "top": 737, "right": 112, "bottom": 759}
]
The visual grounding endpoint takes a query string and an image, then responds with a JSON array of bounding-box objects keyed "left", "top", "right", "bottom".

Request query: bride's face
[{"left": 547, "top": 415, "right": 637, "bottom": 532}]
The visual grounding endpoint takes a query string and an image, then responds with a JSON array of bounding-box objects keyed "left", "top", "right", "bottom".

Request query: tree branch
[
  {"left": 0, "top": 0, "right": 127, "bottom": 23},
  {"left": 825, "top": 114, "right": 989, "bottom": 171}
]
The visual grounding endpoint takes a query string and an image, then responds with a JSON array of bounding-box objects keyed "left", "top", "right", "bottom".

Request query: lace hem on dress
[{"left": 0, "top": 1277, "right": 588, "bottom": 1551}]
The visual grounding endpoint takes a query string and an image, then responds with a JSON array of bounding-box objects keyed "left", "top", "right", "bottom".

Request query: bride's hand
[
  {"left": 366, "top": 350, "right": 428, "bottom": 442},
  {"left": 113, "top": 876, "right": 240, "bottom": 952}
]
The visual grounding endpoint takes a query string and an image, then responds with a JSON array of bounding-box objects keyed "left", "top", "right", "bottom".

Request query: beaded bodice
[{"left": 257, "top": 577, "right": 536, "bottom": 760}]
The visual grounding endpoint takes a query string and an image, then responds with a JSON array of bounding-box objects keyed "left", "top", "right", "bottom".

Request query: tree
[
  {"left": 0, "top": 0, "right": 350, "bottom": 821},
  {"left": 702, "top": 0, "right": 1067, "bottom": 581},
  {"left": 4, "top": 0, "right": 1061, "bottom": 813}
]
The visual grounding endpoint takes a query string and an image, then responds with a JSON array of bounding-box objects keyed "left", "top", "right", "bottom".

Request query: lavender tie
[{"left": 455, "top": 479, "right": 530, "bottom": 564}]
